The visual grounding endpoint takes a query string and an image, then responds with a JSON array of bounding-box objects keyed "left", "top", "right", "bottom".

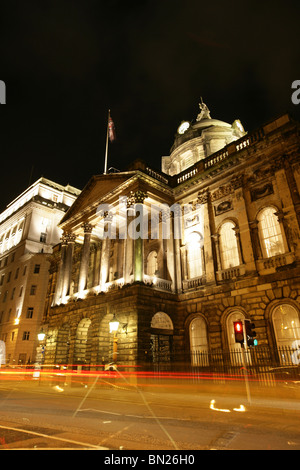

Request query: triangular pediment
[{"left": 59, "top": 172, "right": 137, "bottom": 227}]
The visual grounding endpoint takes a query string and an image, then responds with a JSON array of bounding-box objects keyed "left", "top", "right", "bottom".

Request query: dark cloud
[{"left": 0, "top": 0, "right": 299, "bottom": 211}]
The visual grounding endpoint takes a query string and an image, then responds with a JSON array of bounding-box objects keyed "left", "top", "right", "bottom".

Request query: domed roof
[
  {"left": 171, "top": 100, "right": 244, "bottom": 153},
  {"left": 162, "top": 100, "right": 246, "bottom": 176}
]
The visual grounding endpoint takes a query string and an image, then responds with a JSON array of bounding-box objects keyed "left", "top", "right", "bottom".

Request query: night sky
[{"left": 0, "top": 0, "right": 299, "bottom": 212}]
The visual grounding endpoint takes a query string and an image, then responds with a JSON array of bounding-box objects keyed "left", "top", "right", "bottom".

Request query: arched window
[
  {"left": 273, "top": 303, "right": 300, "bottom": 346},
  {"left": 186, "top": 232, "right": 203, "bottom": 279},
  {"left": 272, "top": 304, "right": 300, "bottom": 365},
  {"left": 258, "top": 207, "right": 285, "bottom": 258},
  {"left": 219, "top": 221, "right": 239, "bottom": 269},
  {"left": 147, "top": 251, "right": 158, "bottom": 276},
  {"left": 189, "top": 316, "right": 209, "bottom": 366}
]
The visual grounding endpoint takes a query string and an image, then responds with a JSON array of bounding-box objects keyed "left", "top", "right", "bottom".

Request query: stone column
[
  {"left": 53, "top": 233, "right": 68, "bottom": 305},
  {"left": 198, "top": 189, "right": 216, "bottom": 283},
  {"left": 127, "top": 190, "right": 147, "bottom": 283},
  {"left": 100, "top": 212, "right": 113, "bottom": 290},
  {"left": 274, "top": 210, "right": 291, "bottom": 253},
  {"left": 249, "top": 220, "right": 263, "bottom": 259},
  {"left": 161, "top": 211, "right": 169, "bottom": 280},
  {"left": 231, "top": 175, "right": 255, "bottom": 270},
  {"left": 61, "top": 232, "right": 76, "bottom": 299},
  {"left": 233, "top": 227, "right": 245, "bottom": 265},
  {"left": 211, "top": 233, "right": 222, "bottom": 271},
  {"left": 172, "top": 205, "right": 182, "bottom": 293},
  {"left": 123, "top": 228, "right": 133, "bottom": 284},
  {"left": 78, "top": 223, "right": 93, "bottom": 293}
]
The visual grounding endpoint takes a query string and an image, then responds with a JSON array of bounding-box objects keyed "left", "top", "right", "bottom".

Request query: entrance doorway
[
  {"left": 150, "top": 333, "right": 173, "bottom": 366},
  {"left": 150, "top": 312, "right": 173, "bottom": 369}
]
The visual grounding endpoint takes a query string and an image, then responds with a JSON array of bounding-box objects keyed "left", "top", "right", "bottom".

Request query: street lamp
[
  {"left": 37, "top": 329, "right": 46, "bottom": 342},
  {"left": 109, "top": 314, "right": 119, "bottom": 334},
  {"left": 108, "top": 314, "right": 128, "bottom": 364}
]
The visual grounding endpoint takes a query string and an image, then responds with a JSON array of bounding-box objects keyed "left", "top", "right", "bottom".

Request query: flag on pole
[
  {"left": 104, "top": 109, "right": 116, "bottom": 174},
  {"left": 108, "top": 113, "right": 116, "bottom": 142}
]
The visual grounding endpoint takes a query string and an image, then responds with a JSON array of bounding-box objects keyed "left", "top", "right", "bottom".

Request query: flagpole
[{"left": 104, "top": 109, "right": 110, "bottom": 174}]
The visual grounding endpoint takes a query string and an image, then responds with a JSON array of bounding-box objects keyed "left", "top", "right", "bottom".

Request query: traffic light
[
  {"left": 244, "top": 319, "right": 257, "bottom": 347},
  {"left": 233, "top": 320, "right": 244, "bottom": 344}
]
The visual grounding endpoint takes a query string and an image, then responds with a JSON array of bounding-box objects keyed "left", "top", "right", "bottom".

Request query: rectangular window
[
  {"left": 22, "top": 331, "right": 30, "bottom": 341},
  {"left": 7, "top": 271, "right": 11, "bottom": 283},
  {"left": 19, "top": 286, "right": 23, "bottom": 297},
  {"left": 40, "top": 232, "right": 47, "bottom": 243},
  {"left": 0, "top": 274, "right": 4, "bottom": 286},
  {"left": 10, "top": 287, "right": 15, "bottom": 300},
  {"left": 34, "top": 264, "right": 40, "bottom": 274},
  {"left": 26, "top": 307, "right": 34, "bottom": 319},
  {"left": 14, "top": 267, "right": 19, "bottom": 279},
  {"left": 23, "top": 265, "right": 27, "bottom": 276},
  {"left": 30, "top": 285, "right": 37, "bottom": 295}
]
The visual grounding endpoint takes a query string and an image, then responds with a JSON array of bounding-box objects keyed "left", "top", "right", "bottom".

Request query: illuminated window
[
  {"left": 258, "top": 207, "right": 285, "bottom": 258},
  {"left": 189, "top": 316, "right": 209, "bottom": 366},
  {"left": 147, "top": 251, "right": 158, "bottom": 276},
  {"left": 272, "top": 304, "right": 300, "bottom": 349},
  {"left": 219, "top": 221, "right": 240, "bottom": 269},
  {"left": 186, "top": 232, "right": 203, "bottom": 279}
]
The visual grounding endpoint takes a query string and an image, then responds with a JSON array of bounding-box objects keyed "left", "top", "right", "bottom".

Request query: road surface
[{"left": 0, "top": 369, "right": 299, "bottom": 450}]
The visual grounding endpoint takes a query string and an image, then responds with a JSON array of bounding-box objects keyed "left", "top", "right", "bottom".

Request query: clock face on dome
[{"left": 177, "top": 121, "right": 190, "bottom": 134}]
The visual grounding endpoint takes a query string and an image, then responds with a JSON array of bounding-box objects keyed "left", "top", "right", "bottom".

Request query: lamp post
[
  {"left": 34, "top": 329, "right": 47, "bottom": 380},
  {"left": 108, "top": 314, "right": 128, "bottom": 365},
  {"left": 37, "top": 330, "right": 46, "bottom": 342}
]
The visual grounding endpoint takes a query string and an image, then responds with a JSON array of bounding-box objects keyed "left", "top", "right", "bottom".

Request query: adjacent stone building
[
  {"left": 42, "top": 104, "right": 300, "bottom": 369},
  {"left": 0, "top": 178, "right": 80, "bottom": 365}
]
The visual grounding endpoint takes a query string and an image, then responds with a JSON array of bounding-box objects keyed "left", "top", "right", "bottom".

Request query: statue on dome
[{"left": 196, "top": 97, "right": 211, "bottom": 121}]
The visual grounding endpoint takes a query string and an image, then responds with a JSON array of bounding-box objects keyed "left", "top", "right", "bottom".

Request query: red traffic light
[{"left": 233, "top": 321, "right": 244, "bottom": 344}]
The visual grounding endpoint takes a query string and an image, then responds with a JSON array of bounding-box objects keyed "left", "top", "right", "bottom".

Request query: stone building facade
[
  {"left": 0, "top": 178, "right": 80, "bottom": 365},
  {"left": 42, "top": 106, "right": 300, "bottom": 369}
]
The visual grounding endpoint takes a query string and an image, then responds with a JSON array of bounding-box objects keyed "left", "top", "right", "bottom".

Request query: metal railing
[{"left": 148, "top": 346, "right": 300, "bottom": 385}]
